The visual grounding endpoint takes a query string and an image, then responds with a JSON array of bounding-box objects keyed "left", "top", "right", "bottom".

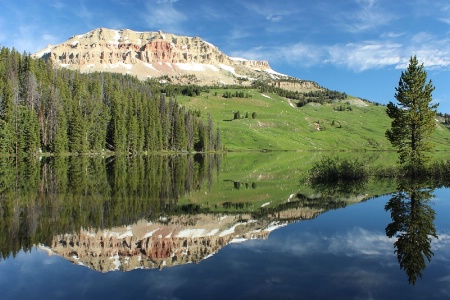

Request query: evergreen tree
[
  {"left": 53, "top": 104, "right": 68, "bottom": 154},
  {"left": 386, "top": 56, "right": 437, "bottom": 173},
  {"left": 68, "top": 102, "right": 87, "bottom": 153},
  {"left": 0, "top": 79, "right": 16, "bottom": 154}
]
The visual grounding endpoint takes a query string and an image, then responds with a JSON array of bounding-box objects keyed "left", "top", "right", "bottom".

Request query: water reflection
[
  {"left": 308, "top": 174, "right": 448, "bottom": 285},
  {"left": 0, "top": 155, "right": 221, "bottom": 261},
  {"left": 385, "top": 179, "right": 438, "bottom": 285},
  {"left": 0, "top": 155, "right": 377, "bottom": 272}
]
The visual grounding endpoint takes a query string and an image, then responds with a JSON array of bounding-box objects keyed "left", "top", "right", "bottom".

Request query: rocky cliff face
[
  {"left": 39, "top": 208, "right": 321, "bottom": 272},
  {"left": 33, "top": 28, "right": 279, "bottom": 85}
]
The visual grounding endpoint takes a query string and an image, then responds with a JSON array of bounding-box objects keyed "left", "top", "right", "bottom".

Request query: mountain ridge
[{"left": 33, "top": 28, "right": 317, "bottom": 89}]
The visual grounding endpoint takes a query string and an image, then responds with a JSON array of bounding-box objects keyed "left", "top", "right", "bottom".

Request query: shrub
[{"left": 308, "top": 157, "right": 368, "bottom": 183}]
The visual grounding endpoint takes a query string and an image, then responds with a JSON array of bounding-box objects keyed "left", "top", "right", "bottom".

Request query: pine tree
[
  {"left": 0, "top": 79, "right": 16, "bottom": 154},
  {"left": 68, "top": 103, "right": 87, "bottom": 154},
  {"left": 53, "top": 105, "right": 68, "bottom": 154},
  {"left": 386, "top": 56, "right": 437, "bottom": 173}
]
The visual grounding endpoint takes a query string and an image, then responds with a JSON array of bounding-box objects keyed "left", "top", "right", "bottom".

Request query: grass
[
  {"left": 175, "top": 88, "right": 450, "bottom": 151},
  {"left": 177, "top": 151, "right": 402, "bottom": 213}
]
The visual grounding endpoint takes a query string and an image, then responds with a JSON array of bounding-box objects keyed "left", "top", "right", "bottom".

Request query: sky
[{"left": 1, "top": 0, "right": 450, "bottom": 111}]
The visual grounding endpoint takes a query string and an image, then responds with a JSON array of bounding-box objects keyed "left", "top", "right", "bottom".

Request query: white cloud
[
  {"left": 327, "top": 41, "right": 403, "bottom": 71},
  {"left": 336, "top": 0, "right": 395, "bottom": 33},
  {"left": 232, "top": 30, "right": 450, "bottom": 72},
  {"left": 142, "top": 0, "right": 187, "bottom": 33},
  {"left": 231, "top": 43, "right": 323, "bottom": 67},
  {"left": 381, "top": 32, "right": 405, "bottom": 39},
  {"left": 249, "top": 227, "right": 396, "bottom": 258},
  {"left": 238, "top": 1, "right": 300, "bottom": 24},
  {"left": 266, "top": 15, "right": 283, "bottom": 22}
]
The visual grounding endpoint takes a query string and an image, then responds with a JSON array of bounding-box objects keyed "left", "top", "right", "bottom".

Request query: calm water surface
[{"left": 1, "top": 154, "right": 449, "bottom": 299}]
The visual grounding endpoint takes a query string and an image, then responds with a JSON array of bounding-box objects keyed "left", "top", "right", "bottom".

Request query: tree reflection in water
[
  {"left": 385, "top": 179, "right": 437, "bottom": 285},
  {"left": 308, "top": 175, "right": 441, "bottom": 285}
]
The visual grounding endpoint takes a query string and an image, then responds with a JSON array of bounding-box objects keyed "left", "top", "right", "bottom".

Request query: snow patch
[
  {"left": 113, "top": 30, "right": 121, "bottom": 43},
  {"left": 265, "top": 68, "right": 288, "bottom": 77},
  {"left": 37, "top": 244, "right": 53, "bottom": 255},
  {"left": 34, "top": 45, "right": 53, "bottom": 58},
  {"left": 230, "top": 57, "right": 248, "bottom": 62},
  {"left": 230, "top": 238, "right": 248, "bottom": 244},
  {"left": 202, "top": 252, "right": 217, "bottom": 260},
  {"left": 261, "top": 94, "right": 271, "bottom": 99},
  {"left": 265, "top": 221, "right": 288, "bottom": 232},
  {"left": 288, "top": 100, "right": 295, "bottom": 108},
  {"left": 71, "top": 41, "right": 79, "bottom": 46},
  {"left": 204, "top": 41, "right": 215, "bottom": 48},
  {"left": 288, "top": 193, "right": 295, "bottom": 202},
  {"left": 218, "top": 64, "right": 236, "bottom": 75},
  {"left": 176, "top": 229, "right": 205, "bottom": 238},
  {"left": 176, "top": 229, "right": 207, "bottom": 238},
  {"left": 261, "top": 202, "right": 271, "bottom": 207},
  {"left": 119, "top": 231, "right": 133, "bottom": 239},
  {"left": 104, "top": 230, "right": 118, "bottom": 238},
  {"left": 143, "top": 228, "right": 160, "bottom": 239},
  {"left": 109, "top": 254, "right": 121, "bottom": 270}
]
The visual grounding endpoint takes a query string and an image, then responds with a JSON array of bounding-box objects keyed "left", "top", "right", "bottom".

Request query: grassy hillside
[{"left": 176, "top": 88, "right": 450, "bottom": 151}]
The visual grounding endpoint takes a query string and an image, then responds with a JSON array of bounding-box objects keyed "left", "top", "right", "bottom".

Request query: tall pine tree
[{"left": 386, "top": 56, "right": 437, "bottom": 174}]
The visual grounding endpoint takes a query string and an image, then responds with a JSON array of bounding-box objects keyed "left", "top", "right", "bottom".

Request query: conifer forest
[{"left": 0, "top": 48, "right": 221, "bottom": 155}]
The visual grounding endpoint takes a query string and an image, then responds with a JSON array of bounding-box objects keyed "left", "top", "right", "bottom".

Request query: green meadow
[{"left": 176, "top": 88, "right": 450, "bottom": 151}]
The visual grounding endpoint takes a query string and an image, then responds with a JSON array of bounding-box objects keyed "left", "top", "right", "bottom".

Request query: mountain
[{"left": 33, "top": 28, "right": 316, "bottom": 91}]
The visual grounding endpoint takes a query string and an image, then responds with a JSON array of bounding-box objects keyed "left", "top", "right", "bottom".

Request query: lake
[{"left": 1, "top": 153, "right": 449, "bottom": 299}]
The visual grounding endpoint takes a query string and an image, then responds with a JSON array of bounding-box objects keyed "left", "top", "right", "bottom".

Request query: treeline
[
  {"left": 222, "top": 90, "right": 251, "bottom": 98},
  {"left": 252, "top": 80, "right": 347, "bottom": 105},
  {"left": 0, "top": 154, "right": 221, "bottom": 260},
  {"left": 0, "top": 47, "right": 221, "bottom": 155}
]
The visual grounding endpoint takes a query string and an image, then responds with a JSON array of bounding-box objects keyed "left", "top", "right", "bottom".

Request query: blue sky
[{"left": 1, "top": 0, "right": 450, "bottom": 111}]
